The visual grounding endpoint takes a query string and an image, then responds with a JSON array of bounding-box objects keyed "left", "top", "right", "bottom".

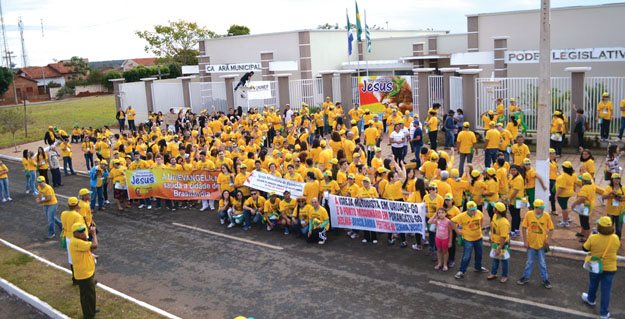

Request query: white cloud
[{"left": 2, "top": 0, "right": 614, "bottom": 68}]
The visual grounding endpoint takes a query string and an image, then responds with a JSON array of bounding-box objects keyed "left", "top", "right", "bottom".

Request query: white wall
[{"left": 437, "top": 33, "right": 468, "bottom": 54}]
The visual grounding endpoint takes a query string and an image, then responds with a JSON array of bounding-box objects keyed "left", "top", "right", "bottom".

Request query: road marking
[
  {"left": 0, "top": 238, "right": 183, "bottom": 319},
  {"left": 172, "top": 222, "right": 284, "bottom": 251},
  {"left": 56, "top": 194, "right": 70, "bottom": 199},
  {"left": 428, "top": 280, "right": 595, "bottom": 318}
]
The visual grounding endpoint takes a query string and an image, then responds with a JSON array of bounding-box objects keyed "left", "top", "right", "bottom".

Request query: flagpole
[
  {"left": 365, "top": 10, "right": 369, "bottom": 77},
  {"left": 346, "top": 8, "right": 350, "bottom": 72}
]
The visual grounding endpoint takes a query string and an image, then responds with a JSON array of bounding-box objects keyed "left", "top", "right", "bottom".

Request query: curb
[
  {"left": 0, "top": 277, "right": 70, "bottom": 319},
  {"left": 0, "top": 238, "right": 182, "bottom": 319},
  {"left": 0, "top": 154, "right": 89, "bottom": 176}
]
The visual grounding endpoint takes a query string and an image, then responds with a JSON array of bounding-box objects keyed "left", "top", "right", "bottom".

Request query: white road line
[
  {"left": 172, "top": 222, "right": 284, "bottom": 251},
  {"left": 428, "top": 280, "right": 595, "bottom": 318},
  {"left": 55, "top": 194, "right": 69, "bottom": 199},
  {"left": 0, "top": 238, "right": 182, "bottom": 319}
]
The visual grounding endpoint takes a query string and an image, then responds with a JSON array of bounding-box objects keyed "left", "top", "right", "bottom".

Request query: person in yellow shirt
[
  {"left": 619, "top": 98, "right": 625, "bottom": 140},
  {"left": 467, "top": 169, "right": 485, "bottom": 208},
  {"left": 0, "top": 159, "right": 9, "bottom": 202},
  {"left": 303, "top": 171, "right": 320, "bottom": 205},
  {"left": 425, "top": 183, "right": 444, "bottom": 255},
  {"left": 217, "top": 164, "right": 235, "bottom": 195},
  {"left": 482, "top": 167, "right": 499, "bottom": 221},
  {"left": 548, "top": 148, "right": 558, "bottom": 213},
  {"left": 307, "top": 197, "right": 330, "bottom": 244},
  {"left": 291, "top": 196, "right": 312, "bottom": 237},
  {"left": 60, "top": 197, "right": 86, "bottom": 285},
  {"left": 601, "top": 173, "right": 625, "bottom": 238},
  {"left": 71, "top": 124, "right": 82, "bottom": 143},
  {"left": 571, "top": 172, "right": 595, "bottom": 242},
  {"left": 364, "top": 121, "right": 380, "bottom": 164},
  {"left": 126, "top": 105, "right": 137, "bottom": 131},
  {"left": 496, "top": 123, "right": 512, "bottom": 163},
  {"left": 480, "top": 110, "right": 496, "bottom": 133},
  {"left": 109, "top": 159, "right": 129, "bottom": 211},
  {"left": 506, "top": 115, "right": 521, "bottom": 140},
  {"left": 424, "top": 108, "right": 439, "bottom": 150},
  {"left": 550, "top": 111, "right": 565, "bottom": 156},
  {"left": 488, "top": 202, "right": 510, "bottom": 283},
  {"left": 69, "top": 222, "right": 99, "bottom": 319},
  {"left": 420, "top": 152, "right": 439, "bottom": 182},
  {"left": 518, "top": 199, "right": 553, "bottom": 288},
  {"left": 263, "top": 192, "right": 282, "bottom": 232},
  {"left": 555, "top": 161, "right": 576, "bottom": 228},
  {"left": 456, "top": 122, "right": 477, "bottom": 177},
  {"left": 597, "top": 92, "right": 613, "bottom": 141},
  {"left": 279, "top": 190, "right": 297, "bottom": 235},
  {"left": 451, "top": 201, "right": 487, "bottom": 278},
  {"left": 523, "top": 158, "right": 547, "bottom": 209},
  {"left": 348, "top": 104, "right": 364, "bottom": 135},
  {"left": 243, "top": 189, "right": 266, "bottom": 230},
  {"left": 507, "top": 165, "right": 525, "bottom": 237},
  {"left": 36, "top": 147, "right": 50, "bottom": 185},
  {"left": 36, "top": 176, "right": 62, "bottom": 239},
  {"left": 357, "top": 177, "right": 379, "bottom": 243},
  {"left": 484, "top": 122, "right": 501, "bottom": 168},
  {"left": 581, "top": 216, "right": 620, "bottom": 316},
  {"left": 511, "top": 135, "right": 531, "bottom": 166},
  {"left": 22, "top": 150, "right": 38, "bottom": 195}
]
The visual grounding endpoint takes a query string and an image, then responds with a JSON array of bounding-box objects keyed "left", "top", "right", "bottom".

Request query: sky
[{"left": 3, "top": 0, "right": 620, "bottom": 68}]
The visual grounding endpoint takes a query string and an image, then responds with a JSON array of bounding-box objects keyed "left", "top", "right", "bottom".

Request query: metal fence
[
  {"left": 332, "top": 77, "right": 341, "bottom": 103},
  {"left": 352, "top": 77, "right": 360, "bottom": 106},
  {"left": 289, "top": 78, "right": 323, "bottom": 111},
  {"left": 583, "top": 77, "right": 625, "bottom": 136},
  {"left": 450, "top": 76, "right": 463, "bottom": 111},
  {"left": 428, "top": 75, "right": 444, "bottom": 108},
  {"left": 475, "top": 77, "right": 571, "bottom": 132},
  {"left": 233, "top": 80, "right": 279, "bottom": 112},
  {"left": 189, "top": 82, "right": 229, "bottom": 113},
  {"left": 411, "top": 76, "right": 419, "bottom": 113},
  {"left": 119, "top": 82, "right": 147, "bottom": 114}
]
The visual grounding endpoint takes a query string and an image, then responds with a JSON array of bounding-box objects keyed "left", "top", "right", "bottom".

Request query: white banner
[
  {"left": 243, "top": 171, "right": 305, "bottom": 197},
  {"left": 505, "top": 47, "right": 625, "bottom": 64},
  {"left": 328, "top": 195, "right": 426, "bottom": 236},
  {"left": 205, "top": 63, "right": 262, "bottom": 73},
  {"left": 247, "top": 81, "right": 272, "bottom": 100}
]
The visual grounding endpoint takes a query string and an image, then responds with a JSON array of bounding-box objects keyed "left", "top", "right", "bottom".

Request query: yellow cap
[
  {"left": 272, "top": 150, "right": 279, "bottom": 156},
  {"left": 523, "top": 158, "right": 532, "bottom": 165},
  {"left": 489, "top": 121, "right": 496, "bottom": 126},
  {"left": 554, "top": 111, "right": 562, "bottom": 116},
  {"left": 37, "top": 176, "right": 45, "bottom": 182},
  {"left": 269, "top": 191, "right": 277, "bottom": 197},
  {"left": 323, "top": 170, "right": 332, "bottom": 176},
  {"left": 494, "top": 202, "right": 506, "bottom": 212},
  {"left": 497, "top": 123, "right": 503, "bottom": 127},
  {"left": 354, "top": 153, "right": 361, "bottom": 158},
  {"left": 363, "top": 177, "right": 371, "bottom": 183},
  {"left": 67, "top": 197, "right": 79, "bottom": 206},
  {"left": 562, "top": 161, "right": 572, "bottom": 168},
  {"left": 339, "top": 129, "right": 346, "bottom": 135},
  {"left": 430, "top": 153, "right": 439, "bottom": 160},
  {"left": 48, "top": 125, "right": 53, "bottom": 129},
  {"left": 582, "top": 172, "right": 592, "bottom": 181},
  {"left": 330, "top": 158, "right": 338, "bottom": 165},
  {"left": 470, "top": 170, "right": 481, "bottom": 178},
  {"left": 428, "top": 108, "right": 435, "bottom": 113},
  {"left": 79, "top": 188, "right": 92, "bottom": 196},
  {"left": 510, "top": 98, "right": 515, "bottom": 102},
  {"left": 320, "top": 140, "right": 327, "bottom": 147},
  {"left": 351, "top": 120, "right": 357, "bottom": 124},
  {"left": 286, "top": 154, "right": 293, "bottom": 160},
  {"left": 534, "top": 199, "right": 545, "bottom": 208},
  {"left": 486, "top": 167, "right": 496, "bottom": 176},
  {"left": 348, "top": 173, "right": 355, "bottom": 179},
  {"left": 612, "top": 173, "right": 621, "bottom": 179},
  {"left": 101, "top": 160, "right": 108, "bottom": 165},
  {"left": 602, "top": 92, "right": 609, "bottom": 97},
  {"left": 71, "top": 222, "right": 86, "bottom": 233},
  {"left": 488, "top": 110, "right": 494, "bottom": 115},
  {"left": 450, "top": 169, "right": 459, "bottom": 177},
  {"left": 466, "top": 201, "right": 477, "bottom": 210},
  {"left": 444, "top": 193, "right": 453, "bottom": 200},
  {"left": 598, "top": 216, "right": 613, "bottom": 227},
  {"left": 375, "top": 147, "right": 382, "bottom": 152},
  {"left": 240, "top": 164, "right": 247, "bottom": 169},
  {"left": 549, "top": 148, "right": 556, "bottom": 153},
  {"left": 376, "top": 167, "right": 387, "bottom": 173},
  {"left": 368, "top": 120, "right": 374, "bottom": 125},
  {"left": 295, "top": 145, "right": 301, "bottom": 150},
  {"left": 463, "top": 122, "right": 470, "bottom": 127}
]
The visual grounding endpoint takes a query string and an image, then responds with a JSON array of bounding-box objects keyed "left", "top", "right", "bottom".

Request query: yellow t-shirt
[
  {"left": 581, "top": 159, "right": 595, "bottom": 176},
  {"left": 484, "top": 129, "right": 501, "bottom": 149},
  {"left": 525, "top": 168, "right": 537, "bottom": 189},
  {"left": 38, "top": 184, "right": 57, "bottom": 206},
  {"left": 60, "top": 210, "right": 85, "bottom": 239},
  {"left": 425, "top": 194, "right": 444, "bottom": 219},
  {"left": 0, "top": 164, "right": 7, "bottom": 179},
  {"left": 309, "top": 206, "right": 330, "bottom": 230},
  {"left": 483, "top": 179, "right": 499, "bottom": 203},
  {"left": 603, "top": 185, "right": 625, "bottom": 216},
  {"left": 522, "top": 211, "right": 554, "bottom": 250},
  {"left": 22, "top": 158, "right": 37, "bottom": 171},
  {"left": 511, "top": 143, "right": 530, "bottom": 166},
  {"left": 217, "top": 172, "right": 234, "bottom": 193},
  {"left": 358, "top": 186, "right": 379, "bottom": 198},
  {"left": 79, "top": 200, "right": 93, "bottom": 227},
  {"left": 385, "top": 181, "right": 404, "bottom": 200},
  {"left": 583, "top": 234, "right": 621, "bottom": 272},
  {"left": 279, "top": 198, "right": 297, "bottom": 217},
  {"left": 549, "top": 160, "right": 558, "bottom": 180},
  {"left": 556, "top": 173, "right": 575, "bottom": 198},
  {"left": 69, "top": 238, "right": 95, "bottom": 280},
  {"left": 346, "top": 183, "right": 360, "bottom": 197},
  {"left": 456, "top": 131, "right": 476, "bottom": 154},
  {"left": 452, "top": 211, "right": 484, "bottom": 241},
  {"left": 508, "top": 174, "right": 524, "bottom": 200},
  {"left": 498, "top": 130, "right": 512, "bottom": 151},
  {"left": 303, "top": 180, "right": 320, "bottom": 204},
  {"left": 420, "top": 161, "right": 438, "bottom": 180},
  {"left": 320, "top": 180, "right": 340, "bottom": 195},
  {"left": 364, "top": 127, "right": 380, "bottom": 146},
  {"left": 244, "top": 196, "right": 266, "bottom": 211},
  {"left": 427, "top": 116, "right": 438, "bottom": 131},
  {"left": 598, "top": 101, "right": 613, "bottom": 120},
  {"left": 577, "top": 184, "right": 596, "bottom": 212},
  {"left": 264, "top": 198, "right": 282, "bottom": 215},
  {"left": 491, "top": 216, "right": 510, "bottom": 245}
]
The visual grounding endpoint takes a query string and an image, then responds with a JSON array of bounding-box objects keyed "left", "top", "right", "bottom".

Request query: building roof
[
  {"left": 200, "top": 29, "right": 449, "bottom": 41},
  {"left": 126, "top": 57, "right": 158, "bottom": 66},
  {"left": 467, "top": 2, "right": 625, "bottom": 17},
  {"left": 18, "top": 66, "right": 63, "bottom": 80},
  {"left": 14, "top": 74, "right": 39, "bottom": 83},
  {"left": 47, "top": 61, "right": 76, "bottom": 75}
]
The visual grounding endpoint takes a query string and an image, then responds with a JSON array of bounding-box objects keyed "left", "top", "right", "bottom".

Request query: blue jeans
[
  {"left": 413, "top": 144, "right": 423, "bottom": 168},
  {"left": 63, "top": 157, "right": 75, "bottom": 175},
  {"left": 84, "top": 154, "right": 94, "bottom": 171},
  {"left": 218, "top": 210, "right": 228, "bottom": 221},
  {"left": 43, "top": 204, "right": 62, "bottom": 237},
  {"left": 459, "top": 238, "right": 483, "bottom": 273},
  {"left": 243, "top": 209, "right": 263, "bottom": 227},
  {"left": 490, "top": 258, "right": 508, "bottom": 277},
  {"left": 587, "top": 271, "right": 616, "bottom": 316},
  {"left": 0, "top": 178, "right": 9, "bottom": 199},
  {"left": 118, "top": 119, "right": 125, "bottom": 132},
  {"left": 484, "top": 148, "right": 498, "bottom": 168},
  {"left": 458, "top": 153, "right": 473, "bottom": 177},
  {"left": 619, "top": 117, "right": 625, "bottom": 139},
  {"left": 445, "top": 129, "right": 455, "bottom": 148},
  {"left": 90, "top": 186, "right": 103, "bottom": 210},
  {"left": 25, "top": 170, "right": 37, "bottom": 193},
  {"left": 522, "top": 248, "right": 548, "bottom": 281}
]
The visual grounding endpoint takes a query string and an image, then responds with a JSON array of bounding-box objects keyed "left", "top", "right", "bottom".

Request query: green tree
[
  {"left": 87, "top": 68, "right": 105, "bottom": 85},
  {"left": 135, "top": 20, "right": 218, "bottom": 65},
  {"left": 103, "top": 70, "right": 122, "bottom": 90},
  {"left": 317, "top": 23, "right": 339, "bottom": 29},
  {"left": 173, "top": 49, "right": 199, "bottom": 65},
  {"left": 168, "top": 63, "right": 182, "bottom": 78},
  {"left": 0, "top": 107, "right": 32, "bottom": 151},
  {"left": 63, "top": 57, "right": 90, "bottom": 82},
  {"left": 226, "top": 24, "right": 250, "bottom": 36},
  {"left": 0, "top": 67, "right": 14, "bottom": 96}
]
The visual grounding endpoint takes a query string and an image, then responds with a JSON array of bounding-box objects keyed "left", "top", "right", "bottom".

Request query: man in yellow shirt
[
  {"left": 36, "top": 176, "right": 62, "bottom": 239},
  {"left": 597, "top": 92, "right": 613, "bottom": 141},
  {"left": 518, "top": 199, "right": 553, "bottom": 289},
  {"left": 511, "top": 135, "right": 531, "bottom": 166},
  {"left": 484, "top": 121, "right": 501, "bottom": 168},
  {"left": 60, "top": 138, "right": 76, "bottom": 176},
  {"left": 60, "top": 197, "right": 86, "bottom": 285},
  {"left": 69, "top": 222, "right": 99, "bottom": 319},
  {"left": 619, "top": 99, "right": 625, "bottom": 141},
  {"left": 348, "top": 103, "right": 364, "bottom": 135},
  {"left": 126, "top": 106, "right": 137, "bottom": 132},
  {"left": 243, "top": 190, "right": 266, "bottom": 230},
  {"left": 452, "top": 201, "right": 487, "bottom": 279},
  {"left": 456, "top": 122, "right": 477, "bottom": 177}
]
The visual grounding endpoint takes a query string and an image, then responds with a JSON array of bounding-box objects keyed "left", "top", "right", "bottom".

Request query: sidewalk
[{"left": 1, "top": 133, "right": 623, "bottom": 254}]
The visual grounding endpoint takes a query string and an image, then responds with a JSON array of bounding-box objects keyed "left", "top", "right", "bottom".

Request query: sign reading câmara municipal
[{"left": 205, "top": 63, "right": 262, "bottom": 73}]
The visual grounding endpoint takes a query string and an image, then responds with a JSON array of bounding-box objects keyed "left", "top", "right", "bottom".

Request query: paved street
[
  {"left": 0, "top": 288, "right": 47, "bottom": 319},
  {"left": 0, "top": 159, "right": 622, "bottom": 319}
]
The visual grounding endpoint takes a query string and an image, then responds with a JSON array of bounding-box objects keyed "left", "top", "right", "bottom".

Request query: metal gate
[
  {"left": 449, "top": 76, "right": 463, "bottom": 111},
  {"left": 428, "top": 75, "right": 444, "bottom": 108}
]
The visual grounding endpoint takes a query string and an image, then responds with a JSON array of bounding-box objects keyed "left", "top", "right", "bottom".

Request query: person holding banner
[
  {"left": 358, "top": 177, "right": 380, "bottom": 244},
  {"left": 243, "top": 190, "right": 266, "bottom": 231},
  {"left": 307, "top": 197, "right": 329, "bottom": 245},
  {"left": 452, "top": 201, "right": 488, "bottom": 279},
  {"left": 488, "top": 202, "right": 510, "bottom": 283}
]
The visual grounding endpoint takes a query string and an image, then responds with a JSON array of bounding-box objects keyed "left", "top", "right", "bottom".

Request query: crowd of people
[{"left": 10, "top": 93, "right": 624, "bottom": 319}]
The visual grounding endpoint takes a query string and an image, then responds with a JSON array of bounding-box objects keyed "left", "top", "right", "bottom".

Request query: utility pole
[
  {"left": 535, "top": 0, "right": 551, "bottom": 209},
  {"left": 23, "top": 91, "right": 27, "bottom": 137},
  {"left": 18, "top": 16, "right": 27, "bottom": 67},
  {"left": 41, "top": 19, "right": 47, "bottom": 97}
]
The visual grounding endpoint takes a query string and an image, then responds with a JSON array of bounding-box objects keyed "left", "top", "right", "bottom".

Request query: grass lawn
[
  {"left": 0, "top": 244, "right": 165, "bottom": 319},
  {"left": 0, "top": 96, "right": 117, "bottom": 149}
]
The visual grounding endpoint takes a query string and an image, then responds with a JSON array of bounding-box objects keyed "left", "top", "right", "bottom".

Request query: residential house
[
  {"left": 0, "top": 74, "right": 48, "bottom": 104},
  {"left": 121, "top": 57, "right": 158, "bottom": 71},
  {"left": 16, "top": 66, "right": 65, "bottom": 89}
]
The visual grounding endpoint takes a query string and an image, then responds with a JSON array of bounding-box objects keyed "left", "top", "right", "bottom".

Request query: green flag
[
  {"left": 366, "top": 22, "right": 371, "bottom": 53},
  {"left": 355, "top": 1, "right": 362, "bottom": 42}
]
